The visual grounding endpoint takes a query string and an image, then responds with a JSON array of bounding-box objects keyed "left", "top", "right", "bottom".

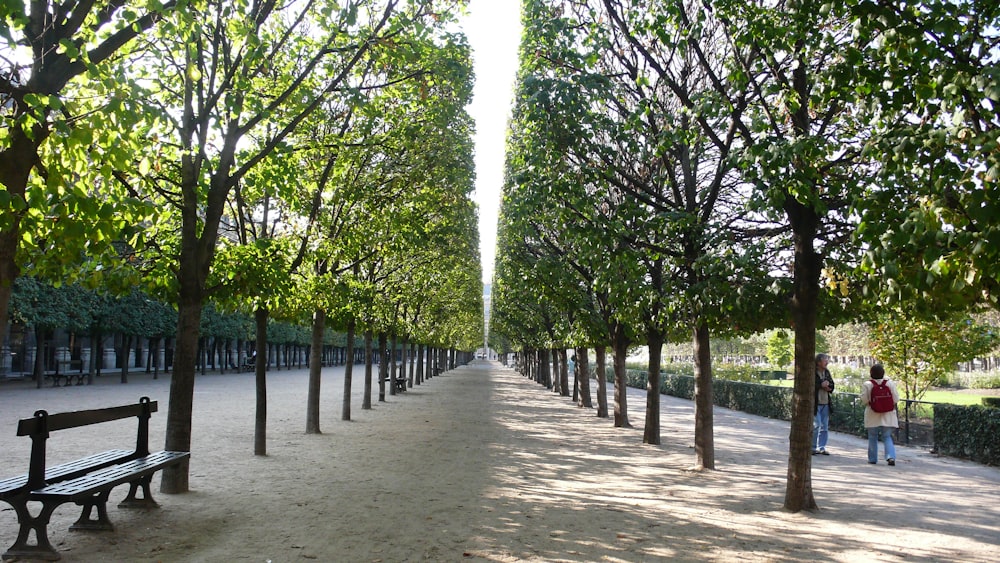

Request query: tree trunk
[
  {"left": 33, "top": 327, "right": 45, "bottom": 388},
  {"left": 407, "top": 341, "right": 415, "bottom": 387},
  {"left": 254, "top": 306, "right": 269, "bottom": 456},
  {"left": 0, "top": 259, "right": 16, "bottom": 359},
  {"left": 643, "top": 331, "right": 663, "bottom": 445},
  {"left": 577, "top": 347, "right": 592, "bottom": 408},
  {"left": 389, "top": 332, "right": 398, "bottom": 396},
  {"left": 783, "top": 211, "right": 822, "bottom": 511},
  {"left": 595, "top": 346, "right": 608, "bottom": 418},
  {"left": 416, "top": 343, "right": 425, "bottom": 385},
  {"left": 120, "top": 334, "right": 132, "bottom": 384},
  {"left": 0, "top": 125, "right": 37, "bottom": 355},
  {"left": 556, "top": 348, "right": 567, "bottom": 395},
  {"left": 151, "top": 337, "right": 161, "bottom": 379},
  {"left": 552, "top": 348, "right": 562, "bottom": 395},
  {"left": 363, "top": 330, "right": 373, "bottom": 410},
  {"left": 197, "top": 336, "right": 205, "bottom": 375},
  {"left": 612, "top": 323, "right": 631, "bottom": 428},
  {"left": 306, "top": 308, "right": 325, "bottom": 434},
  {"left": 161, "top": 295, "right": 204, "bottom": 494},
  {"left": 378, "top": 332, "right": 388, "bottom": 402},
  {"left": 539, "top": 348, "right": 552, "bottom": 390},
  {"left": 88, "top": 329, "right": 100, "bottom": 385},
  {"left": 430, "top": 346, "right": 437, "bottom": 378},
  {"left": 776, "top": 39, "right": 826, "bottom": 512},
  {"left": 693, "top": 323, "right": 715, "bottom": 470},
  {"left": 342, "top": 320, "right": 356, "bottom": 420}
]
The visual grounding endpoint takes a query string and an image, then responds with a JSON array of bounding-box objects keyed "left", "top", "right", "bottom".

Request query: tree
[
  {"left": 853, "top": 0, "right": 1000, "bottom": 314},
  {"left": 497, "top": 1, "right": 785, "bottom": 463},
  {"left": 820, "top": 322, "right": 869, "bottom": 362},
  {"left": 9, "top": 277, "right": 79, "bottom": 385},
  {"left": 704, "top": 0, "right": 876, "bottom": 511},
  {"left": 766, "top": 330, "right": 792, "bottom": 367},
  {"left": 0, "top": 1, "right": 176, "bottom": 351},
  {"left": 870, "top": 312, "right": 997, "bottom": 402},
  {"left": 572, "top": 0, "right": 787, "bottom": 462},
  {"left": 125, "top": 0, "right": 457, "bottom": 493}
]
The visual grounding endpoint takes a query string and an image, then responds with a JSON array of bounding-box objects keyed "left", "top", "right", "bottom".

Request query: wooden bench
[
  {"left": 241, "top": 357, "right": 255, "bottom": 372},
  {"left": 379, "top": 373, "right": 407, "bottom": 392},
  {"left": 0, "top": 397, "right": 189, "bottom": 561},
  {"left": 392, "top": 375, "right": 407, "bottom": 392},
  {"left": 45, "top": 360, "right": 86, "bottom": 387}
]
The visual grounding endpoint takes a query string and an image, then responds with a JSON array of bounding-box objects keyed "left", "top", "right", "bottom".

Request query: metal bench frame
[{"left": 1, "top": 397, "right": 189, "bottom": 561}]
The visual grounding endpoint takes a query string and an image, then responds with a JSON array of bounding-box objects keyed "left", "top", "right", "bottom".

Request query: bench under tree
[{"left": 0, "top": 397, "right": 189, "bottom": 561}]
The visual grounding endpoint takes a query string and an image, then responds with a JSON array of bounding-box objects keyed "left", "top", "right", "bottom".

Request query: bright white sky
[{"left": 459, "top": 1, "right": 522, "bottom": 284}]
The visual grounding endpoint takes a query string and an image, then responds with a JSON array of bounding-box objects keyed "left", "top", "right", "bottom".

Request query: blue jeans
[
  {"left": 868, "top": 427, "right": 897, "bottom": 463},
  {"left": 814, "top": 404, "right": 830, "bottom": 451}
]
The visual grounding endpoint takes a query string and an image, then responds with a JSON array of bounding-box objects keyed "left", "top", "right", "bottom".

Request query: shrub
[
  {"left": 934, "top": 404, "right": 1000, "bottom": 466},
  {"left": 713, "top": 363, "right": 760, "bottom": 382},
  {"left": 830, "top": 364, "right": 867, "bottom": 394},
  {"left": 601, "top": 365, "right": 996, "bottom": 461},
  {"left": 970, "top": 373, "right": 1000, "bottom": 390}
]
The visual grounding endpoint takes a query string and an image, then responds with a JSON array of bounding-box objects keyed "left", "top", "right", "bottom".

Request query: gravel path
[{"left": 1, "top": 361, "right": 998, "bottom": 562}]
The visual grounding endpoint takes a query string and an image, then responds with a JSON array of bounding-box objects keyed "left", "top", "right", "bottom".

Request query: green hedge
[
  {"left": 933, "top": 404, "right": 1000, "bottom": 466},
  {"left": 605, "top": 368, "right": 879, "bottom": 440},
  {"left": 605, "top": 368, "right": 999, "bottom": 465}
]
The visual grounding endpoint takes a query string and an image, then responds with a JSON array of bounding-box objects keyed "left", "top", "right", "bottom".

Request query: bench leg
[
  {"left": 118, "top": 474, "right": 159, "bottom": 509},
  {"left": 2, "top": 497, "right": 63, "bottom": 561},
  {"left": 69, "top": 489, "right": 115, "bottom": 532}
]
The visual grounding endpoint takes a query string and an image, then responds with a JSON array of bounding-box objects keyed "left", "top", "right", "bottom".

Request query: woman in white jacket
[{"left": 860, "top": 364, "right": 900, "bottom": 466}]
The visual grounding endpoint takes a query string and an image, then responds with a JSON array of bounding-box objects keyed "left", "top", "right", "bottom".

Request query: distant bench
[
  {"left": 0, "top": 397, "right": 189, "bottom": 561},
  {"left": 45, "top": 360, "right": 86, "bottom": 387},
  {"left": 383, "top": 373, "right": 407, "bottom": 392}
]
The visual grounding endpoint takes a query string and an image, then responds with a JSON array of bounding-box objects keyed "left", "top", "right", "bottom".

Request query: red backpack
[{"left": 869, "top": 379, "right": 895, "bottom": 413}]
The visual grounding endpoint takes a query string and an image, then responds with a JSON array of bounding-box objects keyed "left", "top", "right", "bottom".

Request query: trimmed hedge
[
  {"left": 608, "top": 368, "right": 998, "bottom": 465},
  {"left": 933, "top": 404, "right": 1000, "bottom": 466},
  {"left": 606, "top": 368, "right": 902, "bottom": 441}
]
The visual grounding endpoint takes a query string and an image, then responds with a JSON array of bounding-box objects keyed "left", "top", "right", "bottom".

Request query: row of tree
[
  {"left": 2, "top": 1, "right": 483, "bottom": 493},
  {"left": 489, "top": 0, "right": 998, "bottom": 513},
  {"left": 6, "top": 276, "right": 367, "bottom": 381}
]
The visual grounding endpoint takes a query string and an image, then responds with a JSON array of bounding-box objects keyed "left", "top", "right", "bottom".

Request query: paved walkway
[{"left": 1, "top": 361, "right": 998, "bottom": 561}]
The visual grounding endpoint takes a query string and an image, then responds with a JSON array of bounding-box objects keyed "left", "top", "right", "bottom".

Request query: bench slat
[
  {"left": 31, "top": 451, "right": 189, "bottom": 500},
  {"left": 0, "top": 449, "right": 133, "bottom": 497}
]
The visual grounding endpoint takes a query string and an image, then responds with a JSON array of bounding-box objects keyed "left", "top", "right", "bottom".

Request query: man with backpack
[{"left": 861, "top": 363, "right": 900, "bottom": 465}]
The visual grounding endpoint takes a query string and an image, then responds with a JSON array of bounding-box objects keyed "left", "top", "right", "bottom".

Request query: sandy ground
[{"left": 1, "top": 360, "right": 998, "bottom": 562}]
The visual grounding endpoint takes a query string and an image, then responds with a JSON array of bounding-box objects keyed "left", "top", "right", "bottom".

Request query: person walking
[
  {"left": 813, "top": 353, "right": 835, "bottom": 455},
  {"left": 861, "top": 363, "right": 900, "bottom": 466}
]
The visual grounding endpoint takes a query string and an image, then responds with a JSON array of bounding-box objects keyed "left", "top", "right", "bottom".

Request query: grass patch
[{"left": 916, "top": 390, "right": 990, "bottom": 406}]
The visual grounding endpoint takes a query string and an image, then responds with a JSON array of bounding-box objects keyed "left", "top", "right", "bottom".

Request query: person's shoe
[
  {"left": 868, "top": 461, "right": 877, "bottom": 464},
  {"left": 820, "top": 449, "right": 830, "bottom": 455},
  {"left": 887, "top": 458, "right": 895, "bottom": 466},
  {"left": 812, "top": 450, "right": 821, "bottom": 455}
]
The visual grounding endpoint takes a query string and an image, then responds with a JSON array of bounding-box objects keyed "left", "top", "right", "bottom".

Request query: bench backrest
[{"left": 16, "top": 397, "right": 157, "bottom": 489}]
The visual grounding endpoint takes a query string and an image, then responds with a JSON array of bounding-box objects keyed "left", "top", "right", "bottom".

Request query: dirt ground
[{"left": 1, "top": 361, "right": 998, "bottom": 562}]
